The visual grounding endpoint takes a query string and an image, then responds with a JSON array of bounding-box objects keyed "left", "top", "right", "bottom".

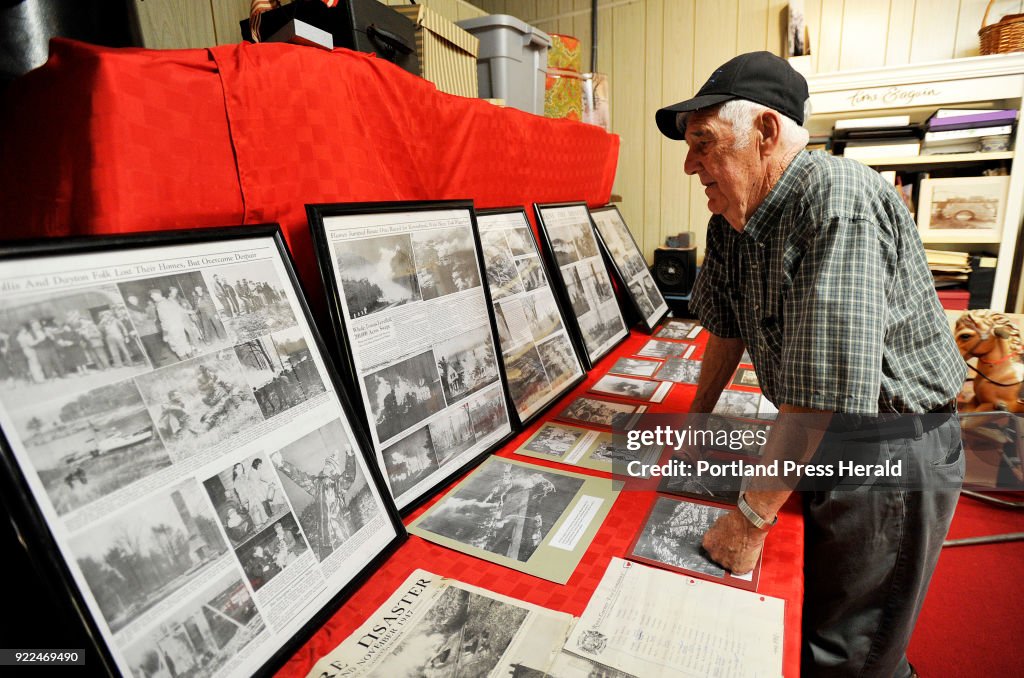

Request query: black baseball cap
[{"left": 656, "top": 51, "right": 809, "bottom": 140}]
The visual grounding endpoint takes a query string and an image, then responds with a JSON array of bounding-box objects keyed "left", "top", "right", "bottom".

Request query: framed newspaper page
[
  {"left": 589, "top": 204, "right": 669, "bottom": 332},
  {"left": 534, "top": 202, "right": 629, "bottom": 369},
  {"left": 307, "top": 200, "right": 516, "bottom": 513},
  {"left": 0, "top": 225, "right": 405, "bottom": 678},
  {"left": 476, "top": 207, "right": 586, "bottom": 427}
]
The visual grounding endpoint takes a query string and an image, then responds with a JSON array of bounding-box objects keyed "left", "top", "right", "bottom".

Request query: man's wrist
[{"left": 737, "top": 492, "right": 778, "bottom": 530}]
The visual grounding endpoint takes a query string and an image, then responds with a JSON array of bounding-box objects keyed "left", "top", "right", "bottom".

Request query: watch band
[{"left": 738, "top": 493, "right": 777, "bottom": 530}]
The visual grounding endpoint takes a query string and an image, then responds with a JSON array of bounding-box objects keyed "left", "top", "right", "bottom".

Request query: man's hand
[{"left": 702, "top": 509, "right": 768, "bottom": 575}]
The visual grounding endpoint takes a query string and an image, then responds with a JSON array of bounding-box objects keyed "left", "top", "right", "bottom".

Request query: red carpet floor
[{"left": 907, "top": 493, "right": 1024, "bottom": 677}]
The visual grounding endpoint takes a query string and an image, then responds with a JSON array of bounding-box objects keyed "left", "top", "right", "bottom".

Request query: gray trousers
[{"left": 801, "top": 415, "right": 964, "bottom": 678}]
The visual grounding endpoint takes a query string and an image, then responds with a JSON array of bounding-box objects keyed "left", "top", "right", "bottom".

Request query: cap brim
[{"left": 655, "top": 93, "right": 736, "bottom": 140}]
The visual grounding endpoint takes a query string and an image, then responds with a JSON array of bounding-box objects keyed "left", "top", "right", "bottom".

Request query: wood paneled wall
[{"left": 476, "top": 0, "right": 1024, "bottom": 261}]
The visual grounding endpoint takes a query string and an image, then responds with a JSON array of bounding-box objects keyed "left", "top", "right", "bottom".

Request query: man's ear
[{"left": 757, "top": 110, "right": 783, "bottom": 155}]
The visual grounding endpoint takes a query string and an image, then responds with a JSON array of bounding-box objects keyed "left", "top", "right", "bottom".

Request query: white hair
[{"left": 677, "top": 98, "right": 811, "bottom": 149}]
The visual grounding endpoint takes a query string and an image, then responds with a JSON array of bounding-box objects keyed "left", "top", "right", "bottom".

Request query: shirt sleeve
[
  {"left": 690, "top": 220, "right": 741, "bottom": 339},
  {"left": 778, "top": 216, "right": 886, "bottom": 413}
]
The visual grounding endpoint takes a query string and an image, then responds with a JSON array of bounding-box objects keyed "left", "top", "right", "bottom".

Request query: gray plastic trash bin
[{"left": 456, "top": 14, "right": 551, "bottom": 115}]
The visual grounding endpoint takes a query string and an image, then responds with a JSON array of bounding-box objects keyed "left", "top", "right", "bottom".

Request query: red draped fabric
[{"left": 0, "top": 38, "right": 801, "bottom": 677}]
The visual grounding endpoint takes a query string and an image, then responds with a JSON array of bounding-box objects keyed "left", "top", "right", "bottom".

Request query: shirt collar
[{"left": 740, "top": 150, "right": 810, "bottom": 242}]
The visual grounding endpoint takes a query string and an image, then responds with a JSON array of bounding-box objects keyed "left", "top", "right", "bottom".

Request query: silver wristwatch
[{"left": 738, "top": 493, "right": 777, "bottom": 531}]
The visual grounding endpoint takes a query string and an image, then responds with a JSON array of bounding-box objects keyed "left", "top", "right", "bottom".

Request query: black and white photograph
[
  {"left": 535, "top": 333, "right": 578, "bottom": 384},
  {"left": 432, "top": 326, "right": 500, "bottom": 405},
  {"left": 335, "top": 233, "right": 421, "bottom": 318},
  {"left": 201, "top": 262, "right": 296, "bottom": 343},
  {"left": 548, "top": 221, "right": 600, "bottom": 268},
  {"left": 578, "top": 309, "right": 627, "bottom": 352},
  {"left": 466, "top": 387, "right": 510, "bottom": 442},
  {"left": 412, "top": 226, "right": 482, "bottom": 301},
  {"left": 637, "top": 339, "right": 691, "bottom": 359},
  {"left": 70, "top": 480, "right": 229, "bottom": 633},
  {"left": 380, "top": 426, "right": 441, "bottom": 499},
  {"left": 639, "top": 274, "right": 663, "bottom": 312},
  {"left": 564, "top": 267, "right": 591, "bottom": 317},
  {"left": 559, "top": 396, "right": 638, "bottom": 429},
  {"left": 590, "top": 374, "right": 662, "bottom": 401},
  {"left": 628, "top": 279, "right": 656, "bottom": 319},
  {"left": 0, "top": 284, "right": 149, "bottom": 405},
  {"left": 13, "top": 379, "right": 171, "bottom": 516},
  {"left": 654, "top": 323, "right": 695, "bottom": 341},
  {"left": 659, "top": 456, "right": 742, "bottom": 504},
  {"left": 515, "top": 255, "right": 547, "bottom": 292},
  {"left": 706, "top": 415, "right": 770, "bottom": 457},
  {"left": 363, "top": 350, "right": 447, "bottom": 443},
  {"left": 608, "top": 356, "right": 660, "bottom": 378},
  {"left": 135, "top": 349, "right": 265, "bottom": 459},
  {"left": 732, "top": 366, "right": 760, "bottom": 389},
  {"left": 493, "top": 303, "right": 514, "bottom": 348},
  {"left": 415, "top": 458, "right": 584, "bottom": 563},
  {"left": 521, "top": 423, "right": 586, "bottom": 457},
  {"left": 123, "top": 571, "right": 265, "bottom": 678},
  {"left": 505, "top": 346, "right": 552, "bottom": 410},
  {"left": 372, "top": 586, "right": 530, "bottom": 678},
  {"left": 481, "top": 230, "right": 525, "bottom": 301},
  {"left": 655, "top": 358, "right": 703, "bottom": 384},
  {"left": 588, "top": 438, "right": 634, "bottom": 463},
  {"left": 630, "top": 496, "right": 727, "bottom": 578},
  {"left": 712, "top": 390, "right": 762, "bottom": 417},
  {"left": 581, "top": 260, "right": 615, "bottom": 306},
  {"left": 523, "top": 291, "right": 563, "bottom": 341},
  {"left": 203, "top": 452, "right": 289, "bottom": 547},
  {"left": 117, "top": 273, "right": 233, "bottom": 368},
  {"left": 234, "top": 326, "right": 326, "bottom": 418},
  {"left": 504, "top": 225, "right": 536, "bottom": 257},
  {"left": 917, "top": 175, "right": 1010, "bottom": 243},
  {"left": 428, "top": 402, "right": 476, "bottom": 466},
  {"left": 234, "top": 512, "right": 310, "bottom": 592},
  {"left": 271, "top": 420, "right": 378, "bottom": 562}
]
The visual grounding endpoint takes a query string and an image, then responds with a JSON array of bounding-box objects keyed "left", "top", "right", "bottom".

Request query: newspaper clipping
[
  {"left": 306, "top": 569, "right": 574, "bottom": 678},
  {"left": 321, "top": 209, "right": 513, "bottom": 509},
  {"left": 0, "top": 236, "right": 399, "bottom": 678},
  {"left": 589, "top": 207, "right": 668, "bottom": 328},
  {"left": 538, "top": 205, "right": 628, "bottom": 363},
  {"left": 477, "top": 211, "right": 584, "bottom": 422}
]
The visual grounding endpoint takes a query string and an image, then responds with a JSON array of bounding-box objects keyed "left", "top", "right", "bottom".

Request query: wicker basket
[{"left": 979, "top": 0, "right": 1024, "bottom": 55}]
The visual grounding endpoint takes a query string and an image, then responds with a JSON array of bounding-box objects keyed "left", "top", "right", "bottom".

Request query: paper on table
[{"left": 564, "top": 558, "right": 785, "bottom": 678}]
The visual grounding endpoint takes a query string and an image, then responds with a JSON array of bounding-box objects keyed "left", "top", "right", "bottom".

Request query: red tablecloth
[
  {"left": 0, "top": 39, "right": 801, "bottom": 677},
  {"left": 279, "top": 329, "right": 804, "bottom": 678}
]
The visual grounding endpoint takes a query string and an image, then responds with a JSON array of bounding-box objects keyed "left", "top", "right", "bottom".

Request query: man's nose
[{"left": 683, "top": 148, "right": 698, "bottom": 176}]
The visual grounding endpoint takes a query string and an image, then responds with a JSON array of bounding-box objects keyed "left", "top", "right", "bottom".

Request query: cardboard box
[
  {"left": 545, "top": 68, "right": 583, "bottom": 121},
  {"left": 394, "top": 4, "right": 479, "bottom": 98}
]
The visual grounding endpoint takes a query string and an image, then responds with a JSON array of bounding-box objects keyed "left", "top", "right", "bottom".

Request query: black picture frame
[
  {"left": 0, "top": 225, "right": 407, "bottom": 678},
  {"left": 476, "top": 206, "right": 588, "bottom": 428},
  {"left": 306, "top": 199, "right": 518, "bottom": 515},
  {"left": 534, "top": 201, "right": 629, "bottom": 370},
  {"left": 589, "top": 204, "right": 669, "bottom": 332}
]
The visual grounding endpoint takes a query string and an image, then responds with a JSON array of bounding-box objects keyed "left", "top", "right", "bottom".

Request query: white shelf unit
[{"left": 805, "top": 54, "right": 1024, "bottom": 312}]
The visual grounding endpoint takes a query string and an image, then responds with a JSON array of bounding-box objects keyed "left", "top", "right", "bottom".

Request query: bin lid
[{"left": 457, "top": 14, "right": 552, "bottom": 47}]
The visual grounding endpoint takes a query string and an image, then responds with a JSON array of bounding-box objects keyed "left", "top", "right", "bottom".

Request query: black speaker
[{"left": 653, "top": 247, "right": 697, "bottom": 295}]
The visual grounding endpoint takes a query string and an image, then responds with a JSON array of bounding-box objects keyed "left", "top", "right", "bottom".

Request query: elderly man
[{"left": 656, "top": 52, "right": 965, "bottom": 678}]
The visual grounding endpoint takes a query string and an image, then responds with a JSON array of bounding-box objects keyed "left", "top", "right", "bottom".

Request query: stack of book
[
  {"left": 921, "top": 109, "right": 1017, "bottom": 155},
  {"left": 832, "top": 115, "right": 922, "bottom": 159},
  {"left": 925, "top": 248, "right": 972, "bottom": 287}
]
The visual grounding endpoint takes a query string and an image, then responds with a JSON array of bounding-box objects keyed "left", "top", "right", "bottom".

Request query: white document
[{"left": 564, "top": 558, "right": 785, "bottom": 678}]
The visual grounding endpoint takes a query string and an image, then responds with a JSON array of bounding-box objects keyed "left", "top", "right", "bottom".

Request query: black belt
[{"left": 832, "top": 400, "right": 957, "bottom": 441}]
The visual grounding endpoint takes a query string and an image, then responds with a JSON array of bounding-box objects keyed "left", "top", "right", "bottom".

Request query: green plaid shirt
[{"left": 691, "top": 151, "right": 966, "bottom": 414}]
